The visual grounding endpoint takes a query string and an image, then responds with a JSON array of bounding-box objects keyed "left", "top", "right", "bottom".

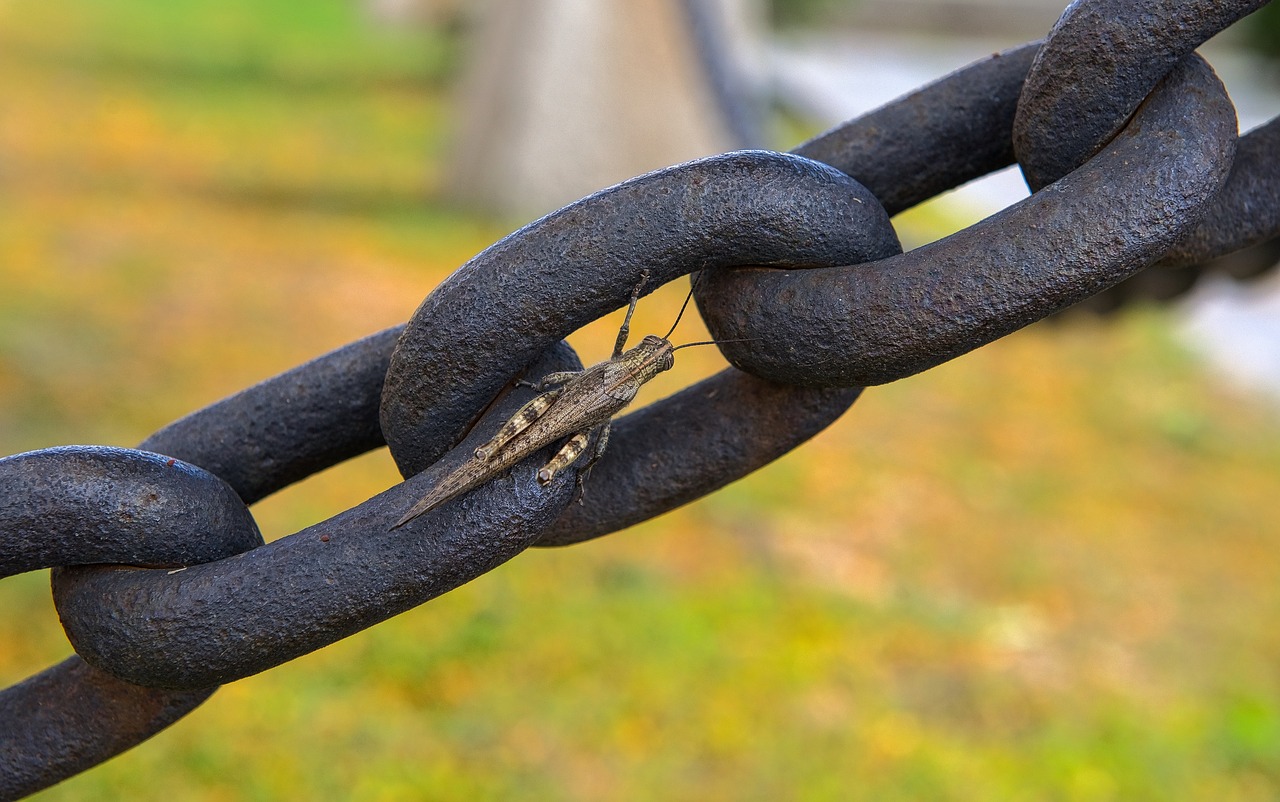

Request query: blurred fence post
[{"left": 446, "top": 0, "right": 764, "bottom": 219}]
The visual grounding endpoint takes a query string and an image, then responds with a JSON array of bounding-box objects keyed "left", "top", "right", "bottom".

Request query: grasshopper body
[{"left": 392, "top": 271, "right": 676, "bottom": 529}]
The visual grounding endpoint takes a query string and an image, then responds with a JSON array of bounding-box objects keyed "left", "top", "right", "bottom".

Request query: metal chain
[
  {"left": 3, "top": 0, "right": 1277, "bottom": 797},
  {"left": 1018, "top": 0, "right": 1280, "bottom": 312}
]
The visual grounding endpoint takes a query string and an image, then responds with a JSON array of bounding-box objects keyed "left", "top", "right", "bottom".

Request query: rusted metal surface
[
  {"left": 56, "top": 151, "right": 901, "bottom": 690},
  {"left": 0, "top": 447, "right": 260, "bottom": 800},
  {"left": 3, "top": 0, "right": 1275, "bottom": 795},
  {"left": 1012, "top": 0, "right": 1268, "bottom": 192},
  {"left": 1056, "top": 117, "right": 1280, "bottom": 314},
  {"left": 1015, "top": 0, "right": 1280, "bottom": 311},
  {"left": 53, "top": 342, "right": 585, "bottom": 690},
  {"left": 380, "top": 149, "right": 900, "bottom": 476},
  {"left": 697, "top": 55, "right": 1237, "bottom": 387},
  {"left": 0, "top": 659, "right": 212, "bottom": 802},
  {"left": 1157, "top": 118, "right": 1280, "bottom": 268},
  {"left": 140, "top": 327, "right": 402, "bottom": 504}
]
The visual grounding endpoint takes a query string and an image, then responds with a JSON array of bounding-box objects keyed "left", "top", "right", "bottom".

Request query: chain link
[
  {"left": 0, "top": 448, "right": 261, "bottom": 799},
  {"left": 1018, "top": 0, "right": 1280, "bottom": 312},
  {"left": 3, "top": 0, "right": 1277, "bottom": 796}
]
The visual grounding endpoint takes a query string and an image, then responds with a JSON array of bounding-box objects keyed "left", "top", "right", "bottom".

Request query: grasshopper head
[{"left": 638, "top": 334, "right": 675, "bottom": 374}]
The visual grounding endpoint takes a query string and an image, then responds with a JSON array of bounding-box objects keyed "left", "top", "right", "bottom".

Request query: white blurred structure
[
  {"left": 1182, "top": 271, "right": 1280, "bottom": 400},
  {"left": 447, "top": 0, "right": 764, "bottom": 219},
  {"left": 363, "top": 0, "right": 458, "bottom": 26},
  {"left": 836, "top": 0, "right": 1068, "bottom": 36}
]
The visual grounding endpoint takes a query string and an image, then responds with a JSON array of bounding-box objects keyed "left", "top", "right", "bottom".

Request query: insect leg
[
  {"left": 573, "top": 421, "right": 611, "bottom": 504},
  {"left": 612, "top": 269, "right": 650, "bottom": 357},
  {"left": 516, "top": 370, "right": 580, "bottom": 392},
  {"left": 536, "top": 430, "right": 592, "bottom": 486},
  {"left": 474, "top": 387, "right": 564, "bottom": 461}
]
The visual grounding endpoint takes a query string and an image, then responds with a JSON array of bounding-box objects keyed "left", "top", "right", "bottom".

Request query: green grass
[
  {"left": 3, "top": 1, "right": 1280, "bottom": 799},
  {"left": 0, "top": 0, "right": 460, "bottom": 85}
]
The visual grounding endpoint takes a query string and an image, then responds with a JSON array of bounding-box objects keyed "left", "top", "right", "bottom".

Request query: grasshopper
[{"left": 391, "top": 270, "right": 718, "bottom": 529}]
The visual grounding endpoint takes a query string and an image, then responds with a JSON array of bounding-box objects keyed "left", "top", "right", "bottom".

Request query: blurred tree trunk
[{"left": 447, "top": 0, "right": 762, "bottom": 219}]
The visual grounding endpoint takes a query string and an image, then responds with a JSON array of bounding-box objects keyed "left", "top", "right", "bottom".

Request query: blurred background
[{"left": 2, "top": 0, "right": 1280, "bottom": 799}]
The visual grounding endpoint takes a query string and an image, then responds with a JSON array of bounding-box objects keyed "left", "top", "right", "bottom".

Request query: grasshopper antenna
[
  {"left": 672, "top": 337, "right": 755, "bottom": 352},
  {"left": 663, "top": 271, "right": 704, "bottom": 340},
  {"left": 668, "top": 274, "right": 754, "bottom": 352}
]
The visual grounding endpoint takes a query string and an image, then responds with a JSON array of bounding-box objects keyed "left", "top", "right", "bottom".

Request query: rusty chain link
[{"left": 3, "top": 0, "right": 1278, "bottom": 797}]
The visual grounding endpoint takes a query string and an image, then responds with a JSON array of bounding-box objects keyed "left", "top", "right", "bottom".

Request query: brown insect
[{"left": 391, "top": 270, "right": 724, "bottom": 529}]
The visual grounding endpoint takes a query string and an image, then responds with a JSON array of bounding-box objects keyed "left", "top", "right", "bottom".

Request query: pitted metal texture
[
  {"left": 697, "top": 54, "right": 1237, "bottom": 387},
  {"left": 3, "top": 1, "right": 1276, "bottom": 797}
]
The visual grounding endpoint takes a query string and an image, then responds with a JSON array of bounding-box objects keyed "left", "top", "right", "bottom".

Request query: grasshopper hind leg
[
  {"left": 536, "top": 422, "right": 611, "bottom": 507},
  {"left": 474, "top": 386, "right": 564, "bottom": 461},
  {"left": 536, "top": 430, "right": 591, "bottom": 485}
]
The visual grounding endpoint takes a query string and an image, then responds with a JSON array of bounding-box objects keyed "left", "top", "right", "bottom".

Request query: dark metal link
[
  {"left": 0, "top": 659, "right": 212, "bottom": 802},
  {"left": 53, "top": 343, "right": 583, "bottom": 690},
  {"left": 378, "top": 151, "right": 894, "bottom": 545},
  {"left": 1075, "top": 119, "right": 1280, "bottom": 313},
  {"left": 381, "top": 150, "right": 901, "bottom": 477},
  {"left": 794, "top": 41, "right": 1040, "bottom": 217},
  {"left": 0, "top": 446, "right": 262, "bottom": 573},
  {"left": 1013, "top": 0, "right": 1268, "bottom": 191},
  {"left": 0, "top": 447, "right": 262, "bottom": 800},
  {"left": 55, "top": 151, "right": 900, "bottom": 691},
  {"left": 1159, "top": 119, "right": 1280, "bottom": 268},
  {"left": 377, "top": 151, "right": 896, "bottom": 548},
  {"left": 697, "top": 54, "right": 1237, "bottom": 387},
  {"left": 1014, "top": 0, "right": 1278, "bottom": 312},
  {"left": 141, "top": 327, "right": 402, "bottom": 505},
  {"left": 540, "top": 371, "right": 860, "bottom": 545}
]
